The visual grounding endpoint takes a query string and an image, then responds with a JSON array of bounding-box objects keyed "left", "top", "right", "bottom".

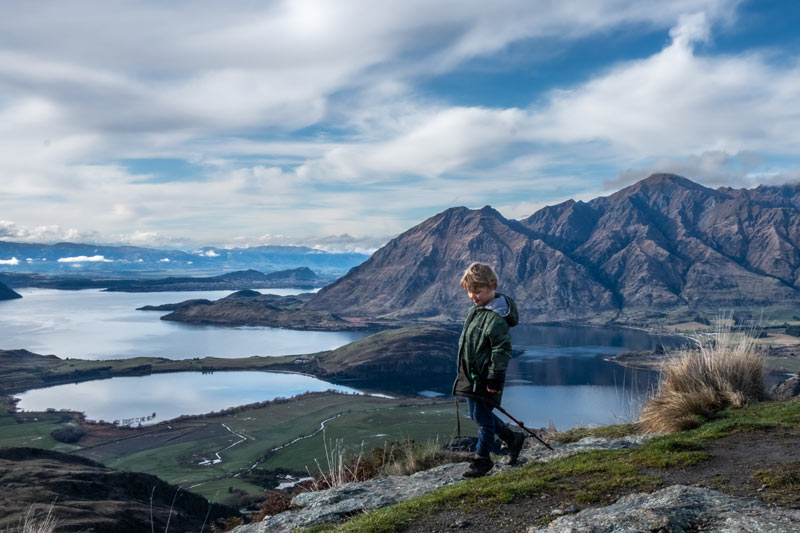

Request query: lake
[
  {"left": 0, "top": 288, "right": 368, "bottom": 359},
  {"left": 13, "top": 371, "right": 361, "bottom": 426},
  {"left": 3, "top": 288, "right": 680, "bottom": 429}
]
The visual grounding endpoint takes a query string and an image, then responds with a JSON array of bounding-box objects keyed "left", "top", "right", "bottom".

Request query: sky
[{"left": 1, "top": 0, "right": 799, "bottom": 252}]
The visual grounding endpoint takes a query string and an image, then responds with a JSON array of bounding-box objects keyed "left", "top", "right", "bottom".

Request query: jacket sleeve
[{"left": 486, "top": 316, "right": 511, "bottom": 375}]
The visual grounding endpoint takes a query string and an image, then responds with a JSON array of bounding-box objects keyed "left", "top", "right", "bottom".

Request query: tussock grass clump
[{"left": 638, "top": 328, "right": 767, "bottom": 434}]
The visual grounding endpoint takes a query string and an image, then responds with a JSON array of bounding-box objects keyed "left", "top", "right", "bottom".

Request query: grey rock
[
  {"left": 497, "top": 434, "right": 653, "bottom": 472},
  {"left": 529, "top": 484, "right": 800, "bottom": 533},
  {"left": 232, "top": 463, "right": 470, "bottom": 533},
  {"left": 770, "top": 374, "right": 800, "bottom": 399}
]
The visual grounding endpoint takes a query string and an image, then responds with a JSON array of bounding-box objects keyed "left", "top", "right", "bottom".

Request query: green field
[
  {"left": 0, "top": 393, "right": 466, "bottom": 503},
  {"left": 259, "top": 403, "right": 464, "bottom": 472},
  {"left": 0, "top": 398, "right": 81, "bottom": 452}
]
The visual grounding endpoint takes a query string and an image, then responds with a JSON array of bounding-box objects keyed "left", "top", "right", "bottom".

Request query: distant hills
[
  {"left": 0, "top": 242, "right": 368, "bottom": 277},
  {"left": 144, "top": 290, "right": 366, "bottom": 331},
  {"left": 0, "top": 267, "right": 321, "bottom": 293},
  {"left": 308, "top": 174, "right": 800, "bottom": 324}
]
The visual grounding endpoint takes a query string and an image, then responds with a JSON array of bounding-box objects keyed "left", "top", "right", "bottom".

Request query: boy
[{"left": 453, "top": 262, "right": 524, "bottom": 478}]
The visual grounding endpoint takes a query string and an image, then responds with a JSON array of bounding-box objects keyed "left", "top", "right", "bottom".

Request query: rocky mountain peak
[{"left": 601, "top": 173, "right": 723, "bottom": 212}]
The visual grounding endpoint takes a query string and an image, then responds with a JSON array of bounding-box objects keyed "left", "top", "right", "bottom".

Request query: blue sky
[{"left": 1, "top": 0, "right": 799, "bottom": 252}]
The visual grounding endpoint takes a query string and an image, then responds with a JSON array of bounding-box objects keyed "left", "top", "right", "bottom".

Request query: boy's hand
[{"left": 485, "top": 372, "right": 504, "bottom": 393}]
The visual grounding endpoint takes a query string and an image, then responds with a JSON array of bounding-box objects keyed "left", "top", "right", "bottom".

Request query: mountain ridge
[
  {"left": 0, "top": 241, "right": 368, "bottom": 276},
  {"left": 308, "top": 174, "right": 800, "bottom": 324}
]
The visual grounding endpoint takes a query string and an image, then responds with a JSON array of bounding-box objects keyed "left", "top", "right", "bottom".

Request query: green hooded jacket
[{"left": 452, "top": 293, "right": 519, "bottom": 407}]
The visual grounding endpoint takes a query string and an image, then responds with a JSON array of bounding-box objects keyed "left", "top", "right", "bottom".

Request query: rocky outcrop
[
  {"left": 530, "top": 484, "right": 800, "bottom": 532},
  {"left": 0, "top": 280, "right": 21, "bottom": 300},
  {"left": 232, "top": 435, "right": 652, "bottom": 533},
  {"left": 237, "top": 463, "right": 471, "bottom": 533},
  {"left": 771, "top": 374, "right": 800, "bottom": 399},
  {"left": 308, "top": 174, "right": 800, "bottom": 324}
]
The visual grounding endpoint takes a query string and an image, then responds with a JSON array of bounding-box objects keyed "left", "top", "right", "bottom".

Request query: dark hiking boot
[
  {"left": 506, "top": 431, "right": 525, "bottom": 465},
  {"left": 496, "top": 423, "right": 525, "bottom": 465},
  {"left": 463, "top": 455, "right": 493, "bottom": 478}
]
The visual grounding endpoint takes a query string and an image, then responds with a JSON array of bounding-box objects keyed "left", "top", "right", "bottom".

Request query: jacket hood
[{"left": 486, "top": 293, "right": 518, "bottom": 327}]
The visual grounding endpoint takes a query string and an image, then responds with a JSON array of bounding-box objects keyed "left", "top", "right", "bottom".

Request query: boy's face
[{"left": 466, "top": 283, "right": 496, "bottom": 307}]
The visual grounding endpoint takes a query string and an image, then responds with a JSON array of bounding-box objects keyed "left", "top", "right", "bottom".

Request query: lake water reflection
[
  {"left": 2, "top": 289, "right": 684, "bottom": 429},
  {"left": 14, "top": 371, "right": 361, "bottom": 426},
  {"left": 499, "top": 325, "right": 678, "bottom": 429},
  {"left": 0, "top": 288, "right": 368, "bottom": 359}
]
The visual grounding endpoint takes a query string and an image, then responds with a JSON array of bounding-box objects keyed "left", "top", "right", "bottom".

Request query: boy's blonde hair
[{"left": 460, "top": 262, "right": 498, "bottom": 290}]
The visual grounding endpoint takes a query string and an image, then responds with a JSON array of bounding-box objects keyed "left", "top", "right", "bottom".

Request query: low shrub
[
  {"left": 637, "top": 328, "right": 766, "bottom": 434},
  {"left": 785, "top": 325, "right": 800, "bottom": 337},
  {"left": 50, "top": 426, "right": 86, "bottom": 444},
  {"left": 251, "top": 490, "right": 292, "bottom": 521}
]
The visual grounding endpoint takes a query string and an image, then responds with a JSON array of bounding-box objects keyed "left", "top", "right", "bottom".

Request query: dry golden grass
[
  {"left": 379, "top": 437, "right": 460, "bottom": 477},
  {"left": 4, "top": 505, "right": 58, "bottom": 533},
  {"left": 306, "top": 433, "right": 460, "bottom": 491},
  {"left": 637, "top": 328, "right": 767, "bottom": 434}
]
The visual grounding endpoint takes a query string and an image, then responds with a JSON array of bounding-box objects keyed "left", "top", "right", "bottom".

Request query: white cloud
[
  {"left": 0, "top": 0, "right": 740, "bottom": 149},
  {"left": 0, "top": 257, "right": 20, "bottom": 265},
  {"left": 5, "top": 0, "right": 800, "bottom": 246},
  {"left": 57, "top": 255, "right": 113, "bottom": 263},
  {"left": 527, "top": 13, "right": 800, "bottom": 157},
  {"left": 0, "top": 220, "right": 96, "bottom": 243},
  {"left": 232, "top": 233, "right": 389, "bottom": 254},
  {"left": 195, "top": 250, "right": 220, "bottom": 257},
  {"left": 609, "top": 150, "right": 800, "bottom": 191},
  {"left": 159, "top": 258, "right": 170, "bottom": 262}
]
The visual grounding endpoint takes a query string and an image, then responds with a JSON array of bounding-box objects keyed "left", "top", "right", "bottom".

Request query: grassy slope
[
  {"left": 0, "top": 393, "right": 463, "bottom": 503},
  {"left": 315, "top": 397, "right": 800, "bottom": 532},
  {"left": 107, "top": 398, "right": 463, "bottom": 501}
]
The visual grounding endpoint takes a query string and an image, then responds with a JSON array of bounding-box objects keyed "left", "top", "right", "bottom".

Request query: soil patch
[
  {"left": 660, "top": 426, "right": 800, "bottom": 508},
  {"left": 400, "top": 426, "right": 800, "bottom": 532}
]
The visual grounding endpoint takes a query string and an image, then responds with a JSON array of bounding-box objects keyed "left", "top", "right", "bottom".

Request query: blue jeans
[{"left": 467, "top": 397, "right": 505, "bottom": 457}]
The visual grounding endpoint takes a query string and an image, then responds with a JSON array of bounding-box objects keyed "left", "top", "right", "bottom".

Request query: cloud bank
[{"left": 1, "top": 0, "right": 798, "bottom": 248}]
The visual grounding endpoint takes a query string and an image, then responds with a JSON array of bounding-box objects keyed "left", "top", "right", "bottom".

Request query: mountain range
[
  {"left": 0, "top": 242, "right": 368, "bottom": 276},
  {"left": 308, "top": 174, "right": 800, "bottom": 324}
]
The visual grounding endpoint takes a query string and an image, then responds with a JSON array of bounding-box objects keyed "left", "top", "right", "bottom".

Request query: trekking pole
[{"left": 495, "top": 405, "right": 553, "bottom": 450}]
